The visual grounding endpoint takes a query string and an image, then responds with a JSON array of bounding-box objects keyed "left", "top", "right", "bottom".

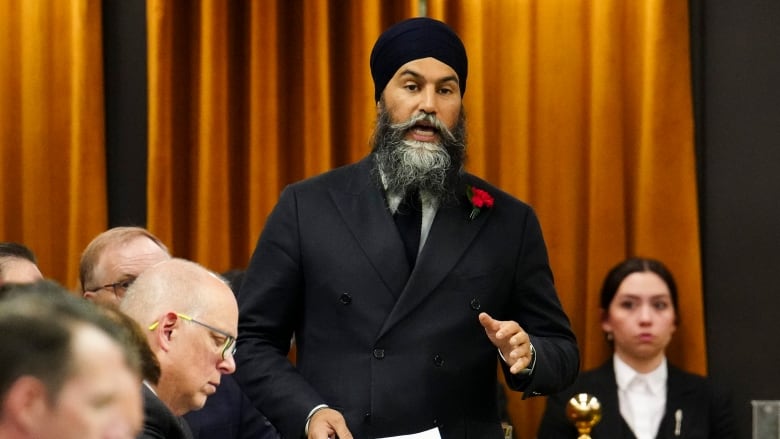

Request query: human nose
[
  {"left": 637, "top": 304, "right": 653, "bottom": 324},
  {"left": 219, "top": 354, "right": 236, "bottom": 374},
  {"left": 418, "top": 86, "right": 438, "bottom": 114}
]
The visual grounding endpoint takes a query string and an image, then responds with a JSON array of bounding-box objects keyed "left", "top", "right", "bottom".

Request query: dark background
[
  {"left": 692, "top": 0, "right": 780, "bottom": 438},
  {"left": 103, "top": 1, "right": 780, "bottom": 437}
]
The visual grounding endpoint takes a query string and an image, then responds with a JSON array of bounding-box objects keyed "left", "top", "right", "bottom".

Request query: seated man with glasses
[
  {"left": 79, "top": 227, "right": 279, "bottom": 439},
  {"left": 80, "top": 227, "right": 170, "bottom": 307},
  {"left": 119, "top": 258, "right": 239, "bottom": 439}
]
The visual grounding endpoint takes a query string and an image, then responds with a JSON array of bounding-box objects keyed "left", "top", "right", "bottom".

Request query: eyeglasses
[
  {"left": 84, "top": 278, "right": 135, "bottom": 297},
  {"left": 148, "top": 313, "right": 237, "bottom": 360}
]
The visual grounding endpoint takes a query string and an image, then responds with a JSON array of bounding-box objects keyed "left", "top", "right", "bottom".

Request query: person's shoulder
[
  {"left": 142, "top": 387, "right": 184, "bottom": 438},
  {"left": 668, "top": 364, "right": 729, "bottom": 395},
  {"left": 462, "top": 173, "right": 534, "bottom": 212},
  {"left": 289, "top": 157, "right": 370, "bottom": 191}
]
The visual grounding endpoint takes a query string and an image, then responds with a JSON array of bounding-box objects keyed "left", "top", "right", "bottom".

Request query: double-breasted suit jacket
[
  {"left": 537, "top": 360, "right": 735, "bottom": 439},
  {"left": 236, "top": 156, "right": 579, "bottom": 438}
]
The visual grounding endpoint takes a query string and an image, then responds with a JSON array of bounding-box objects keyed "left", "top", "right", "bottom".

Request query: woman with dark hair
[{"left": 537, "top": 257, "right": 735, "bottom": 439}]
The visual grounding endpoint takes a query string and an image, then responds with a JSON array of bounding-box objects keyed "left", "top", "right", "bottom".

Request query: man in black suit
[
  {"left": 120, "top": 259, "right": 239, "bottom": 439},
  {"left": 236, "top": 17, "right": 579, "bottom": 439}
]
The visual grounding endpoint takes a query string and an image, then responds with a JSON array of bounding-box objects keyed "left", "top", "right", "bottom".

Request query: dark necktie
[{"left": 394, "top": 189, "right": 422, "bottom": 268}]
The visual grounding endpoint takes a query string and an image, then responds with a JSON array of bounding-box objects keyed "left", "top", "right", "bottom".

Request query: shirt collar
[
  {"left": 143, "top": 380, "right": 158, "bottom": 396},
  {"left": 379, "top": 168, "right": 438, "bottom": 213},
  {"left": 613, "top": 354, "right": 667, "bottom": 395}
]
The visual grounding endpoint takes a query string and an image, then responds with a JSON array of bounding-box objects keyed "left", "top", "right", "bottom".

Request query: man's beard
[{"left": 371, "top": 104, "right": 467, "bottom": 204}]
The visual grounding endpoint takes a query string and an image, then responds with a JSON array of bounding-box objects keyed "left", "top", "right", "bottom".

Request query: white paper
[{"left": 377, "top": 427, "right": 442, "bottom": 439}]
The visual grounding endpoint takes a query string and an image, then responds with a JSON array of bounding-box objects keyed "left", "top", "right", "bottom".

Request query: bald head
[
  {"left": 120, "top": 258, "right": 235, "bottom": 325},
  {"left": 118, "top": 258, "right": 238, "bottom": 415}
]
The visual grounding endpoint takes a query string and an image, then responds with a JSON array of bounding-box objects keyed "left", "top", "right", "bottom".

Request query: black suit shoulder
[
  {"left": 665, "top": 364, "right": 736, "bottom": 439},
  {"left": 288, "top": 158, "right": 371, "bottom": 192},
  {"left": 140, "top": 386, "right": 194, "bottom": 439},
  {"left": 183, "top": 375, "right": 279, "bottom": 439}
]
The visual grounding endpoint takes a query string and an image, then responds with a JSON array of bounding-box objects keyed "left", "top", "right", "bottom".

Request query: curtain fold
[
  {"left": 0, "top": 0, "right": 107, "bottom": 289},
  {"left": 146, "top": 1, "right": 701, "bottom": 437},
  {"left": 147, "top": 0, "right": 418, "bottom": 270}
]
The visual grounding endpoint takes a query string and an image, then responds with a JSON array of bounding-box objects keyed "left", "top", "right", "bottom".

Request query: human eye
[
  {"left": 653, "top": 300, "right": 670, "bottom": 310},
  {"left": 89, "top": 392, "right": 116, "bottom": 410},
  {"left": 619, "top": 300, "right": 636, "bottom": 310},
  {"left": 212, "top": 334, "right": 228, "bottom": 348}
]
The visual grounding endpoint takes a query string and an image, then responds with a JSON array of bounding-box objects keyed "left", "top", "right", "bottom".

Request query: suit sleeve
[
  {"left": 503, "top": 207, "right": 580, "bottom": 397},
  {"left": 234, "top": 186, "right": 324, "bottom": 438}
]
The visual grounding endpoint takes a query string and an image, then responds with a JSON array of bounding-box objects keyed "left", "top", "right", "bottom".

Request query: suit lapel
[
  {"left": 656, "top": 365, "right": 695, "bottom": 439},
  {"left": 379, "top": 178, "right": 490, "bottom": 337},
  {"left": 591, "top": 362, "right": 629, "bottom": 438},
  {"left": 330, "top": 158, "right": 410, "bottom": 300}
]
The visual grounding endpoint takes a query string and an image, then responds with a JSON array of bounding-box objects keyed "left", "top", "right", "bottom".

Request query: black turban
[{"left": 370, "top": 17, "right": 468, "bottom": 103}]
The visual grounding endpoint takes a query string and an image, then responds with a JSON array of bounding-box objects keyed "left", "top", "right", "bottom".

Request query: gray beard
[{"left": 371, "top": 106, "right": 467, "bottom": 205}]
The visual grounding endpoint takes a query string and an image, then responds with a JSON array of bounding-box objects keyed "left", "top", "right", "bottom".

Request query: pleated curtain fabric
[{"left": 0, "top": 0, "right": 108, "bottom": 288}]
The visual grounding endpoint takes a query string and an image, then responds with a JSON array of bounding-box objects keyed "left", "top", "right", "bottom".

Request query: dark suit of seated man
[
  {"left": 184, "top": 374, "right": 278, "bottom": 439},
  {"left": 80, "top": 227, "right": 278, "bottom": 439}
]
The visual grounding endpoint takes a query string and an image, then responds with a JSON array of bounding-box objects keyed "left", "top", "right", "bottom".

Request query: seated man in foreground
[{"left": 120, "top": 258, "right": 239, "bottom": 439}]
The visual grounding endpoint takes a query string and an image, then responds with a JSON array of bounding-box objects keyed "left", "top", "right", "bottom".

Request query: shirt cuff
[
  {"left": 304, "top": 404, "right": 329, "bottom": 437},
  {"left": 498, "top": 342, "right": 536, "bottom": 375}
]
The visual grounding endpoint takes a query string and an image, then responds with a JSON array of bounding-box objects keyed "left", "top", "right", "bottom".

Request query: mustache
[{"left": 389, "top": 112, "right": 456, "bottom": 142}]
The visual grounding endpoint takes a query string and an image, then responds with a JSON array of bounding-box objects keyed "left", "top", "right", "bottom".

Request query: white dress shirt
[{"left": 614, "top": 355, "right": 667, "bottom": 439}]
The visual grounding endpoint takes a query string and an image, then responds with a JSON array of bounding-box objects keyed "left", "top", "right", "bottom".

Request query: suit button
[
  {"left": 339, "top": 293, "right": 352, "bottom": 305},
  {"left": 373, "top": 349, "right": 385, "bottom": 359},
  {"left": 433, "top": 354, "right": 444, "bottom": 367},
  {"left": 364, "top": 412, "right": 371, "bottom": 423},
  {"left": 470, "top": 298, "right": 481, "bottom": 310}
]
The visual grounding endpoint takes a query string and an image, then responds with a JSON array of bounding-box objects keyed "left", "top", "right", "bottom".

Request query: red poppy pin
[{"left": 466, "top": 185, "right": 494, "bottom": 220}]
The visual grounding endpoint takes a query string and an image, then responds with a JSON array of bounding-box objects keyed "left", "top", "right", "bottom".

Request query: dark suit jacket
[
  {"left": 236, "top": 156, "right": 579, "bottom": 438},
  {"left": 183, "top": 374, "right": 279, "bottom": 439},
  {"left": 537, "top": 359, "right": 736, "bottom": 439},
  {"left": 140, "top": 385, "right": 194, "bottom": 439}
]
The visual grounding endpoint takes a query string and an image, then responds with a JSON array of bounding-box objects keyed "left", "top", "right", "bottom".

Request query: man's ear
[
  {"left": 3, "top": 376, "right": 49, "bottom": 433},
  {"left": 376, "top": 99, "right": 383, "bottom": 116},
  {"left": 82, "top": 290, "right": 96, "bottom": 301},
  {"left": 152, "top": 312, "right": 181, "bottom": 353}
]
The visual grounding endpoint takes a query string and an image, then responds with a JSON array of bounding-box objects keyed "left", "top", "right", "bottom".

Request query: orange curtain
[
  {"left": 0, "top": 0, "right": 107, "bottom": 289},
  {"left": 147, "top": 1, "right": 702, "bottom": 437},
  {"left": 146, "top": 0, "right": 418, "bottom": 271}
]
